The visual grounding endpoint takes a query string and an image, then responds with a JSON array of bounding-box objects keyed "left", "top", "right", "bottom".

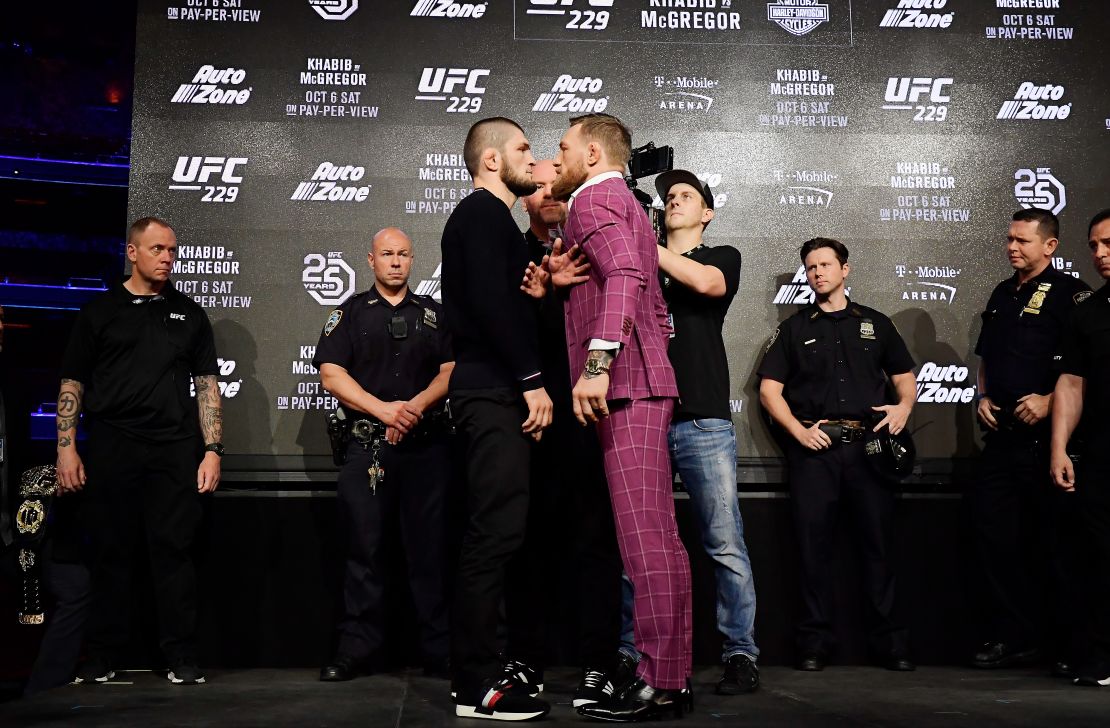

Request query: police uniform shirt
[
  {"left": 757, "top": 301, "right": 915, "bottom": 421},
  {"left": 975, "top": 266, "right": 1091, "bottom": 409},
  {"left": 660, "top": 244, "right": 742, "bottom": 421},
  {"left": 1057, "top": 282, "right": 1110, "bottom": 444},
  {"left": 311, "top": 287, "right": 451, "bottom": 414},
  {"left": 59, "top": 281, "right": 219, "bottom": 442}
]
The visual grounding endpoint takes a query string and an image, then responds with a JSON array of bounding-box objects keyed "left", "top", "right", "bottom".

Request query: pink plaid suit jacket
[{"left": 563, "top": 176, "right": 679, "bottom": 401}]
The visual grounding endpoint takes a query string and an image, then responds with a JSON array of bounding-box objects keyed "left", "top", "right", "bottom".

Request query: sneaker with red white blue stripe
[{"left": 454, "top": 680, "right": 550, "bottom": 721}]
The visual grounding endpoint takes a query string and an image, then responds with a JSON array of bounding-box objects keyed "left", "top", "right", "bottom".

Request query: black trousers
[
  {"left": 505, "top": 412, "right": 621, "bottom": 672},
  {"left": 450, "top": 387, "right": 533, "bottom": 693},
  {"left": 334, "top": 432, "right": 450, "bottom": 664},
  {"left": 1076, "top": 460, "right": 1110, "bottom": 663},
  {"left": 786, "top": 439, "right": 908, "bottom": 656},
  {"left": 965, "top": 429, "right": 1082, "bottom": 657},
  {"left": 24, "top": 547, "right": 92, "bottom": 695},
  {"left": 81, "top": 424, "right": 203, "bottom": 664}
]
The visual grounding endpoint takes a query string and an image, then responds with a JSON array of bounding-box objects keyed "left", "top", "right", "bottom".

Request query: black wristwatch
[{"left": 204, "top": 442, "right": 225, "bottom": 457}]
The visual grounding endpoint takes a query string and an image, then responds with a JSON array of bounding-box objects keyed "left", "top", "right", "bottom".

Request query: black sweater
[{"left": 440, "top": 188, "right": 543, "bottom": 392}]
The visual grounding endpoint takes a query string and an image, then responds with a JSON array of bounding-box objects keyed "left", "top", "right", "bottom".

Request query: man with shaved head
[
  {"left": 441, "top": 117, "right": 554, "bottom": 721},
  {"left": 313, "top": 227, "right": 455, "bottom": 684}
]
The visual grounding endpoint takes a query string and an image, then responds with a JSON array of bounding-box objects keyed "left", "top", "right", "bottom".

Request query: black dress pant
[
  {"left": 334, "top": 432, "right": 450, "bottom": 664},
  {"left": 24, "top": 546, "right": 92, "bottom": 695},
  {"left": 505, "top": 412, "right": 621, "bottom": 672},
  {"left": 1076, "top": 460, "right": 1110, "bottom": 663},
  {"left": 965, "top": 429, "right": 1082, "bottom": 657},
  {"left": 786, "top": 439, "right": 908, "bottom": 656},
  {"left": 450, "top": 387, "right": 533, "bottom": 693},
  {"left": 81, "top": 423, "right": 202, "bottom": 664}
]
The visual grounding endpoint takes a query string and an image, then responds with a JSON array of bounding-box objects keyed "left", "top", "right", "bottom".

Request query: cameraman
[{"left": 313, "top": 227, "right": 454, "bottom": 682}]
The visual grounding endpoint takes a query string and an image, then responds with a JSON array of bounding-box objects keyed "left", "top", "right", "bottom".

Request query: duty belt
[{"left": 803, "top": 419, "right": 868, "bottom": 443}]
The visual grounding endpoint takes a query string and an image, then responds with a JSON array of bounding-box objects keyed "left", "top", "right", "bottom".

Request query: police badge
[{"left": 860, "top": 320, "right": 876, "bottom": 340}]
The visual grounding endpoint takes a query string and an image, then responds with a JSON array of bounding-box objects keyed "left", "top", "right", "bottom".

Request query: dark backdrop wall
[{"left": 127, "top": 0, "right": 1108, "bottom": 472}]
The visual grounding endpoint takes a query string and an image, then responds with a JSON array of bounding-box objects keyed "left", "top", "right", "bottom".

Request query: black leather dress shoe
[
  {"left": 320, "top": 656, "right": 361, "bottom": 682},
  {"left": 796, "top": 652, "right": 826, "bottom": 672},
  {"left": 1051, "top": 661, "right": 1076, "bottom": 679},
  {"left": 972, "top": 642, "right": 1040, "bottom": 669},
  {"left": 577, "top": 676, "right": 692, "bottom": 722},
  {"left": 883, "top": 654, "right": 916, "bottom": 672}
]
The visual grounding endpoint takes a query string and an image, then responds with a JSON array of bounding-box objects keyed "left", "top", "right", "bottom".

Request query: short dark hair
[
  {"left": 1089, "top": 208, "right": 1110, "bottom": 238},
  {"left": 1012, "top": 208, "right": 1059, "bottom": 240},
  {"left": 569, "top": 113, "right": 632, "bottom": 166},
  {"left": 127, "top": 216, "right": 172, "bottom": 244},
  {"left": 463, "top": 117, "right": 524, "bottom": 177},
  {"left": 800, "top": 237, "right": 849, "bottom": 265}
]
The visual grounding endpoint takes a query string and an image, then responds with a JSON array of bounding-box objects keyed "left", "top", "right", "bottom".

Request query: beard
[
  {"left": 550, "top": 157, "right": 588, "bottom": 202},
  {"left": 501, "top": 164, "right": 537, "bottom": 197}
]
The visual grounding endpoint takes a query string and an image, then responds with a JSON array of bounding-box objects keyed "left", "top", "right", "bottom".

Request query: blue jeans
[{"left": 619, "top": 418, "right": 759, "bottom": 662}]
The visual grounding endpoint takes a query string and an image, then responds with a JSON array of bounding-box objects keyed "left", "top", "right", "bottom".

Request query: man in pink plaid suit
[{"left": 549, "top": 114, "right": 693, "bottom": 722}]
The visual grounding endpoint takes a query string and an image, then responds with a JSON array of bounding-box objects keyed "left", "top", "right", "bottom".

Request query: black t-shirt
[
  {"left": 757, "top": 301, "right": 915, "bottom": 421},
  {"left": 1057, "top": 282, "right": 1110, "bottom": 447},
  {"left": 311, "top": 287, "right": 451, "bottom": 414},
  {"left": 524, "top": 228, "right": 573, "bottom": 407},
  {"left": 440, "top": 188, "right": 542, "bottom": 392},
  {"left": 660, "top": 244, "right": 742, "bottom": 421},
  {"left": 975, "top": 266, "right": 1091, "bottom": 408},
  {"left": 60, "top": 281, "right": 219, "bottom": 442}
]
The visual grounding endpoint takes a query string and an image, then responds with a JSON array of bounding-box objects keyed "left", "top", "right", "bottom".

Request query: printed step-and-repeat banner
[{"left": 128, "top": 0, "right": 1110, "bottom": 471}]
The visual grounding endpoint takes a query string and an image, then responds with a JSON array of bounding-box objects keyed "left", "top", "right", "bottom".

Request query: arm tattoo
[
  {"left": 56, "top": 379, "right": 84, "bottom": 447},
  {"left": 194, "top": 375, "right": 223, "bottom": 445}
]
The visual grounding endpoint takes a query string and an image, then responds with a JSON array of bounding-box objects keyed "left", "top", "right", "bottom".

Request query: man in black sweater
[{"left": 441, "top": 117, "right": 553, "bottom": 722}]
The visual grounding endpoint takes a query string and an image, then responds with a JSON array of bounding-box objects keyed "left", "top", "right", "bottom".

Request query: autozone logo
[
  {"left": 190, "top": 359, "right": 242, "bottom": 399},
  {"left": 883, "top": 76, "right": 951, "bottom": 121},
  {"left": 773, "top": 266, "right": 850, "bottom": 305},
  {"left": 916, "top": 362, "right": 974, "bottom": 404},
  {"left": 303, "top": 252, "right": 356, "bottom": 306},
  {"left": 171, "top": 66, "right": 252, "bottom": 105},
  {"left": 533, "top": 75, "right": 609, "bottom": 113},
  {"left": 290, "top": 163, "right": 371, "bottom": 202},
  {"left": 1015, "top": 167, "right": 1066, "bottom": 216},
  {"left": 413, "top": 262, "right": 443, "bottom": 301},
  {"left": 766, "top": 0, "right": 830, "bottom": 37},
  {"left": 411, "top": 0, "right": 487, "bottom": 17},
  {"left": 416, "top": 67, "right": 488, "bottom": 113},
  {"left": 996, "top": 82, "right": 1071, "bottom": 121},
  {"left": 879, "top": 0, "right": 953, "bottom": 29},
  {"left": 169, "top": 156, "right": 247, "bottom": 203},
  {"left": 309, "top": 0, "right": 358, "bottom": 21}
]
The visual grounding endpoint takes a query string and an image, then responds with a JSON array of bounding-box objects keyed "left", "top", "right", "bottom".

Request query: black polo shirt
[
  {"left": 975, "top": 266, "right": 1091, "bottom": 409},
  {"left": 757, "top": 301, "right": 915, "bottom": 421},
  {"left": 312, "top": 286, "right": 451, "bottom": 416},
  {"left": 60, "top": 281, "right": 219, "bottom": 442},
  {"left": 660, "top": 244, "right": 742, "bottom": 421},
  {"left": 1057, "top": 282, "right": 1110, "bottom": 445}
]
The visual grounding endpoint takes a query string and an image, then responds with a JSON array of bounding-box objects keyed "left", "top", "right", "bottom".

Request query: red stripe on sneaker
[{"left": 483, "top": 689, "right": 504, "bottom": 708}]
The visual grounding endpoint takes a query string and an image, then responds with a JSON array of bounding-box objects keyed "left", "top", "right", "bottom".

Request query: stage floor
[{"left": 1, "top": 666, "right": 1105, "bottom": 727}]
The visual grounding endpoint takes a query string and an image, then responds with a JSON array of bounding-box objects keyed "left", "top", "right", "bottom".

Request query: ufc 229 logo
[
  {"left": 169, "top": 156, "right": 247, "bottom": 203},
  {"left": 415, "top": 68, "right": 489, "bottom": 113},
  {"left": 525, "top": 0, "right": 612, "bottom": 31},
  {"left": 882, "top": 76, "right": 951, "bottom": 122}
]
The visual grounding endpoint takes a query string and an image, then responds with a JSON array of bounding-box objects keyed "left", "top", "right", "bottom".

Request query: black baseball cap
[{"left": 655, "top": 169, "right": 714, "bottom": 210}]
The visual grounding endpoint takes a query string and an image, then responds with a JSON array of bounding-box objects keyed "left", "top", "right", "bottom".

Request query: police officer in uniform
[
  {"left": 758, "top": 237, "right": 917, "bottom": 672},
  {"left": 969, "top": 209, "right": 1090, "bottom": 673},
  {"left": 314, "top": 227, "right": 454, "bottom": 681},
  {"left": 1051, "top": 208, "right": 1110, "bottom": 687}
]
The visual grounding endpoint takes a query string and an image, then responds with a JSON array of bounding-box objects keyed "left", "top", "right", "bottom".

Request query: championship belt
[{"left": 15, "top": 464, "right": 57, "bottom": 625}]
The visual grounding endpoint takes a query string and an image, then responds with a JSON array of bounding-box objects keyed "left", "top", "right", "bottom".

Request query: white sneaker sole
[
  {"left": 73, "top": 671, "right": 115, "bottom": 684},
  {"left": 167, "top": 672, "right": 206, "bottom": 684},
  {"left": 572, "top": 698, "right": 599, "bottom": 707},
  {"left": 455, "top": 705, "right": 547, "bottom": 721}
]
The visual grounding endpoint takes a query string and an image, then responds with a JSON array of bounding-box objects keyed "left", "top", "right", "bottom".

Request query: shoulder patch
[
  {"left": 323, "top": 309, "right": 343, "bottom": 336},
  {"left": 1074, "top": 290, "right": 1093, "bottom": 305}
]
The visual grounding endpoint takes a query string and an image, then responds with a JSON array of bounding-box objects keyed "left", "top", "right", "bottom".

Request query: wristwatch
[
  {"left": 584, "top": 356, "right": 611, "bottom": 378},
  {"left": 204, "top": 442, "right": 225, "bottom": 457}
]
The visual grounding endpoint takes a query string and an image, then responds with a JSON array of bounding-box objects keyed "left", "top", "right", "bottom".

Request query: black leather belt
[{"left": 803, "top": 419, "right": 868, "bottom": 443}]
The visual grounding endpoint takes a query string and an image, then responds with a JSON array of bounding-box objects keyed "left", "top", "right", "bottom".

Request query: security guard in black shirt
[
  {"left": 312, "top": 227, "right": 454, "bottom": 682},
  {"left": 758, "top": 237, "right": 917, "bottom": 672},
  {"left": 969, "top": 209, "right": 1091, "bottom": 673},
  {"left": 1051, "top": 208, "right": 1110, "bottom": 686}
]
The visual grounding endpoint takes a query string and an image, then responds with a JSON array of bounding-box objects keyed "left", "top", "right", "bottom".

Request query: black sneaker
[
  {"left": 717, "top": 654, "right": 760, "bottom": 695},
  {"left": 167, "top": 659, "right": 207, "bottom": 685},
  {"left": 573, "top": 668, "right": 614, "bottom": 708},
  {"left": 497, "top": 659, "right": 543, "bottom": 696},
  {"left": 1073, "top": 660, "right": 1110, "bottom": 687},
  {"left": 455, "top": 681, "right": 550, "bottom": 721},
  {"left": 73, "top": 657, "right": 115, "bottom": 684}
]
